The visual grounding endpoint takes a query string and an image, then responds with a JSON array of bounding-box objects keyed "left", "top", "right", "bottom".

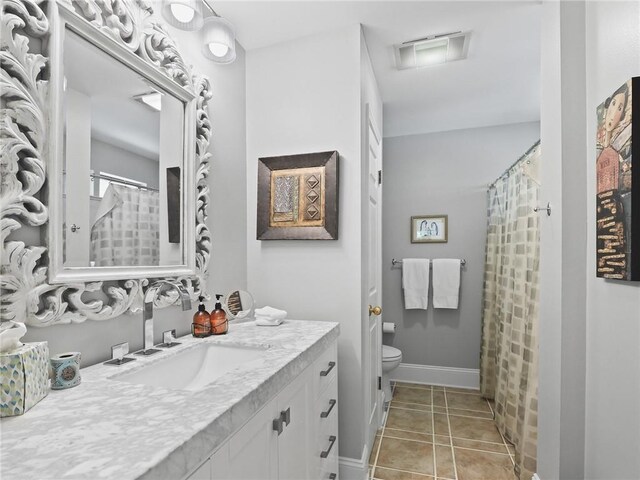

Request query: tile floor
[{"left": 368, "top": 382, "right": 517, "bottom": 480}]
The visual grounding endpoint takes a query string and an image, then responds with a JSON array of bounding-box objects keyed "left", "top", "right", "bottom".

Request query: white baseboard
[
  {"left": 532, "top": 474, "right": 540, "bottom": 480},
  {"left": 339, "top": 445, "right": 368, "bottom": 480},
  {"left": 392, "top": 363, "right": 480, "bottom": 390}
]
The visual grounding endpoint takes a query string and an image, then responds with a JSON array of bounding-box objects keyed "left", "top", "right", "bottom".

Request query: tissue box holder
[{"left": 0, "top": 342, "right": 49, "bottom": 417}]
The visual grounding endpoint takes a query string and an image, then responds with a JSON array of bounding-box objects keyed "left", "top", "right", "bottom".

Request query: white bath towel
[
  {"left": 402, "top": 258, "right": 430, "bottom": 309},
  {"left": 254, "top": 306, "right": 288, "bottom": 320},
  {"left": 432, "top": 259, "right": 461, "bottom": 309}
]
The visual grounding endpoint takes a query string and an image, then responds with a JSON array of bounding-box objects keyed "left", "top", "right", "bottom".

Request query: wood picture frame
[
  {"left": 257, "top": 151, "right": 339, "bottom": 240},
  {"left": 411, "top": 215, "right": 448, "bottom": 243}
]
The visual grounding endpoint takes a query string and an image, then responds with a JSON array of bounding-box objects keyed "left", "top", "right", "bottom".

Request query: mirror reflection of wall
[{"left": 61, "top": 29, "right": 185, "bottom": 269}]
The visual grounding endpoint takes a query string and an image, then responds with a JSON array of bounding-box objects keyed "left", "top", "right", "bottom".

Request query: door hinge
[
  {"left": 378, "top": 376, "right": 382, "bottom": 390},
  {"left": 378, "top": 170, "right": 382, "bottom": 185}
]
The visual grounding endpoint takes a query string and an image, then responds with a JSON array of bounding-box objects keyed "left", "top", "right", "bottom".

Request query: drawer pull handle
[
  {"left": 320, "top": 361, "right": 336, "bottom": 377},
  {"left": 329, "top": 474, "right": 337, "bottom": 480},
  {"left": 320, "top": 435, "right": 337, "bottom": 458},
  {"left": 320, "top": 399, "right": 337, "bottom": 418},
  {"left": 281, "top": 407, "right": 291, "bottom": 427},
  {"left": 272, "top": 416, "right": 283, "bottom": 435}
]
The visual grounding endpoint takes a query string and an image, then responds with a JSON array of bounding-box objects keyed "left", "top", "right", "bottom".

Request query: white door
[{"left": 365, "top": 105, "right": 383, "bottom": 450}]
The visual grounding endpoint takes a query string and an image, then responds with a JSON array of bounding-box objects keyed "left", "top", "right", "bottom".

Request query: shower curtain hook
[{"left": 533, "top": 202, "right": 552, "bottom": 216}]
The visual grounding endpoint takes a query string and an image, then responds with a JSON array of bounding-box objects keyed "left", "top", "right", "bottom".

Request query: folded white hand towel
[
  {"left": 402, "top": 258, "right": 430, "bottom": 309},
  {"left": 432, "top": 259, "right": 461, "bottom": 309},
  {"left": 255, "top": 317, "right": 284, "bottom": 326},
  {"left": 254, "top": 306, "right": 287, "bottom": 320}
]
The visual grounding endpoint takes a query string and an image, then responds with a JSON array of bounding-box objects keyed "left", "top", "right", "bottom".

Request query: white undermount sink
[{"left": 115, "top": 343, "right": 269, "bottom": 392}]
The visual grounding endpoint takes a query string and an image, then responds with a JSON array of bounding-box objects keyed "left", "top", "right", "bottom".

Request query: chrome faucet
[{"left": 137, "top": 280, "right": 192, "bottom": 355}]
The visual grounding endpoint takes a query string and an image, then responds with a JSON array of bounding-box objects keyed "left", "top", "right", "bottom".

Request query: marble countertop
[{"left": 0, "top": 319, "right": 339, "bottom": 480}]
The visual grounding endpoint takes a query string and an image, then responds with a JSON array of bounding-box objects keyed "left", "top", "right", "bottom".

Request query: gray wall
[
  {"left": 382, "top": 121, "right": 540, "bottom": 369},
  {"left": 22, "top": 13, "right": 248, "bottom": 367}
]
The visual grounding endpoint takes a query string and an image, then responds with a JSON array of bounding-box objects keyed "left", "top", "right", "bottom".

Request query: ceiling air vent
[{"left": 394, "top": 31, "right": 470, "bottom": 70}]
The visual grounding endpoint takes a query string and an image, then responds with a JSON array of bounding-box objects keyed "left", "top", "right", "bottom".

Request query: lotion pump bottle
[
  {"left": 192, "top": 296, "right": 210, "bottom": 337},
  {"left": 210, "top": 294, "right": 228, "bottom": 335}
]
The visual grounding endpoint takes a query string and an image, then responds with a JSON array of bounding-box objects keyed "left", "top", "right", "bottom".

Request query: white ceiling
[{"left": 213, "top": 1, "right": 541, "bottom": 137}]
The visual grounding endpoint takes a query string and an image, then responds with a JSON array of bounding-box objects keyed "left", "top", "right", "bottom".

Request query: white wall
[
  {"left": 382, "top": 122, "right": 540, "bottom": 369},
  {"left": 537, "top": 2, "right": 589, "bottom": 478},
  {"left": 23, "top": 11, "right": 248, "bottom": 366},
  {"left": 584, "top": 2, "right": 640, "bottom": 478},
  {"left": 245, "top": 25, "right": 368, "bottom": 462}
]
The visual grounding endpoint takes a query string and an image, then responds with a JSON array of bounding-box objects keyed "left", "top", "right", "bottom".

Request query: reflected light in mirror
[
  {"left": 208, "top": 43, "right": 229, "bottom": 58},
  {"left": 170, "top": 3, "right": 195, "bottom": 23}
]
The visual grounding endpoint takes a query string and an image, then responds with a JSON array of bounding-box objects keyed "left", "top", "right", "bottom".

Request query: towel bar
[{"left": 391, "top": 258, "right": 466, "bottom": 267}]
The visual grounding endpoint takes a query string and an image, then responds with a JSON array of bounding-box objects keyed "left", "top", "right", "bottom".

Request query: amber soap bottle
[
  {"left": 210, "top": 294, "right": 228, "bottom": 335},
  {"left": 192, "top": 296, "right": 210, "bottom": 337}
]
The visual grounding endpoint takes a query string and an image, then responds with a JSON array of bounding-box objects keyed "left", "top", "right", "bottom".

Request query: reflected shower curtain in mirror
[
  {"left": 480, "top": 145, "right": 540, "bottom": 480},
  {"left": 90, "top": 184, "right": 160, "bottom": 266}
]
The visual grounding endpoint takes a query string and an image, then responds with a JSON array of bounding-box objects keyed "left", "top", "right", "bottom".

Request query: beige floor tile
[
  {"left": 394, "top": 387, "right": 432, "bottom": 405},
  {"left": 432, "top": 390, "right": 446, "bottom": 407},
  {"left": 386, "top": 408, "right": 433, "bottom": 433},
  {"left": 447, "top": 407, "right": 493, "bottom": 419},
  {"left": 434, "top": 445, "right": 456, "bottom": 479},
  {"left": 391, "top": 401, "right": 432, "bottom": 412},
  {"left": 370, "top": 435, "right": 382, "bottom": 465},
  {"left": 384, "top": 428, "right": 433, "bottom": 443},
  {"left": 433, "top": 414, "right": 450, "bottom": 436},
  {"left": 454, "top": 448, "right": 517, "bottom": 480},
  {"left": 445, "top": 392, "right": 492, "bottom": 413},
  {"left": 444, "top": 387, "right": 481, "bottom": 395},
  {"left": 432, "top": 406, "right": 447, "bottom": 414},
  {"left": 395, "top": 382, "right": 432, "bottom": 391},
  {"left": 452, "top": 437, "right": 509, "bottom": 454},
  {"left": 434, "top": 434, "right": 451, "bottom": 446},
  {"left": 432, "top": 386, "right": 444, "bottom": 391},
  {"left": 377, "top": 437, "right": 435, "bottom": 476},
  {"left": 374, "top": 466, "right": 435, "bottom": 480},
  {"left": 448, "top": 416, "right": 504, "bottom": 443}
]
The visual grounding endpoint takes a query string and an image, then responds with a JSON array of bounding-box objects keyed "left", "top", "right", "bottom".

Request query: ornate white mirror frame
[{"left": 1, "top": 0, "right": 212, "bottom": 327}]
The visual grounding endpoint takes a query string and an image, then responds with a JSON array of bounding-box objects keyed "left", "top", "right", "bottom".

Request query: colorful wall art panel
[{"left": 596, "top": 77, "right": 639, "bottom": 280}]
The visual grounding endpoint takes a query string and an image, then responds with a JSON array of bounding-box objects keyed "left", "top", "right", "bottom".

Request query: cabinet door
[
  {"left": 228, "top": 397, "right": 279, "bottom": 480},
  {"left": 277, "top": 368, "right": 312, "bottom": 480}
]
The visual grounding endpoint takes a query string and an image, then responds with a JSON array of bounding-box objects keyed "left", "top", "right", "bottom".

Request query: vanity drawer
[{"left": 314, "top": 342, "right": 337, "bottom": 397}]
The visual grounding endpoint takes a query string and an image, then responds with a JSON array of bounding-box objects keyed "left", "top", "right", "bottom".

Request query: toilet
[{"left": 381, "top": 345, "right": 402, "bottom": 402}]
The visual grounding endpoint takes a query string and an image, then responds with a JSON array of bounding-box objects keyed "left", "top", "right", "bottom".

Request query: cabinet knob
[
  {"left": 272, "top": 416, "right": 283, "bottom": 435},
  {"left": 281, "top": 407, "right": 291, "bottom": 427}
]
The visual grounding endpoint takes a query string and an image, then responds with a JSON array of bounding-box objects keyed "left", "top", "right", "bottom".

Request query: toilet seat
[{"left": 382, "top": 345, "right": 402, "bottom": 361}]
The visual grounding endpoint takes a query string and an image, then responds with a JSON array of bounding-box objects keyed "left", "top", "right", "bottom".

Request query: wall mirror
[
  {"left": 49, "top": 3, "right": 196, "bottom": 283},
  {"left": 1, "top": 0, "right": 212, "bottom": 326}
]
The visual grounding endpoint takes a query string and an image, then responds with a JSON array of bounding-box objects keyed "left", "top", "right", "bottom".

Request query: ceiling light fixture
[
  {"left": 162, "top": 0, "right": 204, "bottom": 31},
  {"left": 133, "top": 92, "right": 163, "bottom": 112},
  {"left": 394, "top": 31, "right": 470, "bottom": 70},
  {"left": 201, "top": 15, "right": 236, "bottom": 64}
]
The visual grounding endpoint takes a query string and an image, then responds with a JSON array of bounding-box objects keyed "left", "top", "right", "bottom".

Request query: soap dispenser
[
  {"left": 192, "top": 296, "right": 211, "bottom": 337},
  {"left": 210, "top": 294, "right": 228, "bottom": 335}
]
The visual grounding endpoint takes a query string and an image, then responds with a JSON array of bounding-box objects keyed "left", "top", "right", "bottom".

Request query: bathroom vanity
[{"left": 0, "top": 320, "right": 339, "bottom": 480}]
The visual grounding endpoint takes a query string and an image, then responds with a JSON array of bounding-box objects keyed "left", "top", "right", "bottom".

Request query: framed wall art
[
  {"left": 257, "top": 151, "right": 339, "bottom": 240},
  {"left": 596, "top": 77, "right": 639, "bottom": 280},
  {"left": 411, "top": 215, "right": 448, "bottom": 243}
]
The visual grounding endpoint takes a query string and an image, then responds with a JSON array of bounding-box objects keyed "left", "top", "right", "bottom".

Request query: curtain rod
[{"left": 488, "top": 139, "right": 541, "bottom": 190}]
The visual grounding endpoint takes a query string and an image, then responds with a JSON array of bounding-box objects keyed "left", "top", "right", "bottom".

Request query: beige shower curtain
[{"left": 480, "top": 143, "right": 540, "bottom": 480}]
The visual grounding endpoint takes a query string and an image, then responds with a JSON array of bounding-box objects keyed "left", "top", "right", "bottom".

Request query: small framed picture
[{"left": 411, "top": 215, "right": 448, "bottom": 243}]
